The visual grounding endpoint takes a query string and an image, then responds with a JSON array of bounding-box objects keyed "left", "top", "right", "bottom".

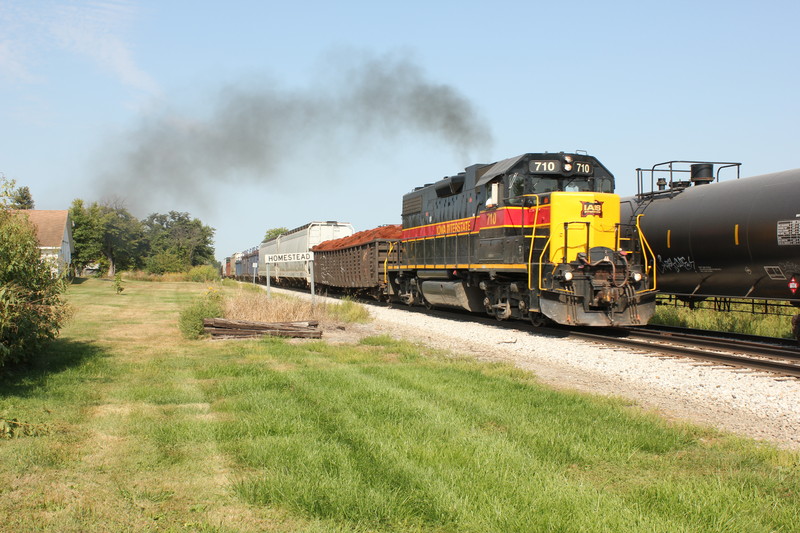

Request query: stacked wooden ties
[{"left": 203, "top": 318, "right": 321, "bottom": 339}]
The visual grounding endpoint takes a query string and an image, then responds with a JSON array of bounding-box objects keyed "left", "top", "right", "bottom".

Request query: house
[{"left": 13, "top": 210, "right": 75, "bottom": 276}]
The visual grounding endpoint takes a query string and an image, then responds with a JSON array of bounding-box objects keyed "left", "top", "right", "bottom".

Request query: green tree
[
  {"left": 69, "top": 199, "right": 104, "bottom": 275},
  {"left": 0, "top": 177, "right": 69, "bottom": 366},
  {"left": 99, "top": 203, "right": 145, "bottom": 276},
  {"left": 9, "top": 185, "right": 34, "bottom": 209},
  {"left": 263, "top": 227, "right": 288, "bottom": 242},
  {"left": 69, "top": 199, "right": 145, "bottom": 276},
  {"left": 0, "top": 176, "right": 16, "bottom": 207},
  {"left": 141, "top": 211, "right": 215, "bottom": 272}
]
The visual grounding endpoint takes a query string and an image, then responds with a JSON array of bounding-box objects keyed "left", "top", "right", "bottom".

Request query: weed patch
[
  {"left": 178, "top": 291, "right": 224, "bottom": 339},
  {"left": 653, "top": 299, "right": 794, "bottom": 338}
]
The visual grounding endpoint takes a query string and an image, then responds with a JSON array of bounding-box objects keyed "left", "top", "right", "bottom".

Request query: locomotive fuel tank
[{"left": 621, "top": 164, "right": 800, "bottom": 302}]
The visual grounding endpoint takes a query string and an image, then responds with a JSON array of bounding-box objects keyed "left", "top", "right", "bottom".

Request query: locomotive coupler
[{"left": 593, "top": 286, "right": 620, "bottom": 306}]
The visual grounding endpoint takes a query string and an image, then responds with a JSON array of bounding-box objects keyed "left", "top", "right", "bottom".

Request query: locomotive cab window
[
  {"left": 563, "top": 177, "right": 593, "bottom": 192},
  {"left": 506, "top": 173, "right": 526, "bottom": 205},
  {"left": 486, "top": 179, "right": 503, "bottom": 208},
  {"left": 530, "top": 177, "right": 558, "bottom": 194},
  {"left": 595, "top": 177, "right": 614, "bottom": 193}
]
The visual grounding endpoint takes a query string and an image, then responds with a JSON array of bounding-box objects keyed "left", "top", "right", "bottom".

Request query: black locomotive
[{"left": 316, "top": 152, "right": 656, "bottom": 326}]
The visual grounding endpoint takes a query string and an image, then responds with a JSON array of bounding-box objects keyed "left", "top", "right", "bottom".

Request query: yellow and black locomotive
[{"left": 387, "top": 152, "right": 656, "bottom": 326}]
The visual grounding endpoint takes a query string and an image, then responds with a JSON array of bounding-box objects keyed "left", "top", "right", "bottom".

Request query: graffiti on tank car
[
  {"left": 658, "top": 255, "right": 696, "bottom": 273},
  {"left": 779, "top": 261, "right": 800, "bottom": 276}
]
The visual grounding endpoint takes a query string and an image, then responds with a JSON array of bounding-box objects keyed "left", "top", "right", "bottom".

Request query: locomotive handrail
[
  {"left": 562, "top": 221, "right": 591, "bottom": 263},
  {"left": 635, "top": 214, "right": 658, "bottom": 293},
  {"left": 527, "top": 227, "right": 537, "bottom": 290},
  {"left": 534, "top": 237, "right": 575, "bottom": 295},
  {"left": 383, "top": 241, "right": 396, "bottom": 285},
  {"left": 525, "top": 206, "right": 550, "bottom": 290},
  {"left": 536, "top": 236, "right": 551, "bottom": 291}
]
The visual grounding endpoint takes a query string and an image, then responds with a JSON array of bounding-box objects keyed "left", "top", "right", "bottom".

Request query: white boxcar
[{"left": 258, "top": 221, "right": 355, "bottom": 284}]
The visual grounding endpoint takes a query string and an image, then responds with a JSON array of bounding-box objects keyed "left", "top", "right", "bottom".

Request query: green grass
[
  {"left": 652, "top": 299, "right": 794, "bottom": 338},
  {"left": 202, "top": 336, "right": 799, "bottom": 531},
  {"left": 0, "top": 279, "right": 798, "bottom": 531}
]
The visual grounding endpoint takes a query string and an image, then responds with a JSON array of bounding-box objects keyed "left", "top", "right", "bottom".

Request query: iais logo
[{"left": 580, "top": 201, "right": 603, "bottom": 218}]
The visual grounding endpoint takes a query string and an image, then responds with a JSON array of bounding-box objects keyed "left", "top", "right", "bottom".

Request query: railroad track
[
  {"left": 380, "top": 302, "right": 800, "bottom": 378},
  {"left": 569, "top": 326, "right": 800, "bottom": 378},
  {"left": 264, "top": 284, "right": 800, "bottom": 378}
]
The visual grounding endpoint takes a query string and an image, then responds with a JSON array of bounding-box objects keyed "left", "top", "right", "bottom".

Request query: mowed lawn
[{"left": 1, "top": 279, "right": 799, "bottom": 532}]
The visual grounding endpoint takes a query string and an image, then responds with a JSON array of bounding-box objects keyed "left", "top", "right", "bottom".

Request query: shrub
[
  {"left": 0, "top": 210, "right": 70, "bottom": 366},
  {"left": 187, "top": 265, "right": 220, "bottom": 283},
  {"left": 178, "top": 291, "right": 223, "bottom": 339},
  {"left": 145, "top": 250, "right": 187, "bottom": 275},
  {"left": 121, "top": 270, "right": 163, "bottom": 282}
]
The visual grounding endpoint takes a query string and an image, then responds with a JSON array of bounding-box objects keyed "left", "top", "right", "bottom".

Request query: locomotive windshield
[{"left": 504, "top": 173, "right": 613, "bottom": 205}]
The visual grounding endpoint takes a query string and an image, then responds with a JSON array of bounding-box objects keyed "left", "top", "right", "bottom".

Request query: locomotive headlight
[
  {"left": 564, "top": 155, "right": 573, "bottom": 163},
  {"left": 563, "top": 270, "right": 573, "bottom": 281},
  {"left": 564, "top": 163, "right": 573, "bottom": 171},
  {"left": 632, "top": 272, "right": 642, "bottom": 282}
]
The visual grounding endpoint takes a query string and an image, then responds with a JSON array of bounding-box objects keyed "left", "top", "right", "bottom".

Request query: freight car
[
  {"left": 311, "top": 225, "right": 402, "bottom": 300},
  {"left": 232, "top": 252, "right": 243, "bottom": 278},
  {"left": 258, "top": 221, "right": 354, "bottom": 285},
  {"left": 621, "top": 161, "right": 800, "bottom": 305},
  {"left": 237, "top": 247, "right": 259, "bottom": 282}
]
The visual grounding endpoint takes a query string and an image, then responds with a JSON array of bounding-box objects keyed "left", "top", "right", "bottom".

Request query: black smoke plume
[{"left": 95, "top": 52, "right": 493, "bottom": 212}]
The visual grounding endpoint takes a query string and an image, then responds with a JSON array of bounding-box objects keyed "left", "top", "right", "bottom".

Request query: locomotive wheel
[{"left": 529, "top": 312, "right": 549, "bottom": 327}]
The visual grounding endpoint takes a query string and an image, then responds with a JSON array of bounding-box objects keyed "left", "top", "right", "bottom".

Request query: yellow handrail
[
  {"left": 383, "top": 241, "right": 396, "bottom": 284},
  {"left": 635, "top": 214, "right": 657, "bottom": 292},
  {"left": 527, "top": 227, "right": 537, "bottom": 289},
  {"left": 537, "top": 236, "right": 552, "bottom": 291}
]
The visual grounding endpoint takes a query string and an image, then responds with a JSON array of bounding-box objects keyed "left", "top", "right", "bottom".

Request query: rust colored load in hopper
[{"left": 312, "top": 224, "right": 402, "bottom": 252}]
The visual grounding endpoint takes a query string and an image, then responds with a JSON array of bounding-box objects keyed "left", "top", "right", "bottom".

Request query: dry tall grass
[{"left": 222, "top": 290, "right": 370, "bottom": 324}]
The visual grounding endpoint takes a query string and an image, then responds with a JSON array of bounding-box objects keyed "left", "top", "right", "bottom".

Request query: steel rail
[
  {"left": 629, "top": 328, "right": 800, "bottom": 362},
  {"left": 570, "top": 329, "right": 800, "bottom": 378}
]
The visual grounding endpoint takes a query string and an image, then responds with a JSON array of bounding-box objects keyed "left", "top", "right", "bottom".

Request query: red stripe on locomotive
[{"left": 401, "top": 206, "right": 551, "bottom": 241}]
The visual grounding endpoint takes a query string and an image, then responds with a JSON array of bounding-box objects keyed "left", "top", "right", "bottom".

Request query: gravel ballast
[{"left": 281, "top": 288, "right": 800, "bottom": 450}]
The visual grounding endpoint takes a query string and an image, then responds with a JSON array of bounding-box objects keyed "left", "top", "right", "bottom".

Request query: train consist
[
  {"left": 226, "top": 152, "right": 657, "bottom": 327},
  {"left": 621, "top": 161, "right": 800, "bottom": 306}
]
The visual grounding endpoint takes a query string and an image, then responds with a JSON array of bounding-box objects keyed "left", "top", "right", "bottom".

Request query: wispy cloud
[
  {"left": 0, "top": 38, "right": 36, "bottom": 82},
  {"left": 0, "top": 0, "right": 158, "bottom": 94}
]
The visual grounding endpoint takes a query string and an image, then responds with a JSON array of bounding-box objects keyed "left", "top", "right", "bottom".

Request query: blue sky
[{"left": 2, "top": 0, "right": 799, "bottom": 260}]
